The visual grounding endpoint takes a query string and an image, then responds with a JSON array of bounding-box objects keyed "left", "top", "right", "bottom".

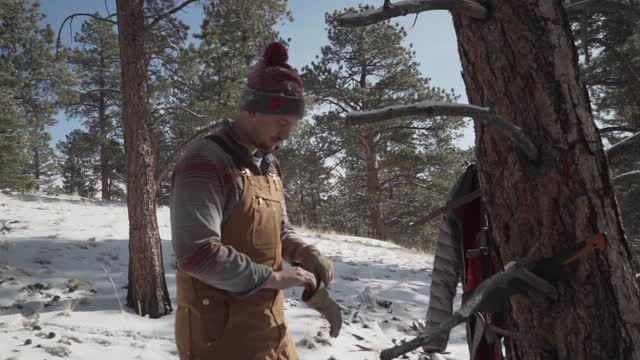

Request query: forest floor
[{"left": 0, "top": 192, "right": 468, "bottom": 360}]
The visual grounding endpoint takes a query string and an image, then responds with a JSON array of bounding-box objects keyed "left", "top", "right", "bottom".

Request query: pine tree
[
  {"left": 194, "top": 0, "right": 292, "bottom": 119},
  {"left": 336, "top": 1, "right": 640, "bottom": 358},
  {"left": 0, "top": 87, "right": 27, "bottom": 190},
  {"left": 57, "top": 129, "right": 98, "bottom": 197},
  {"left": 64, "top": 15, "right": 123, "bottom": 200},
  {"left": 1, "top": 0, "right": 71, "bottom": 191},
  {"left": 301, "top": 7, "right": 468, "bottom": 244}
]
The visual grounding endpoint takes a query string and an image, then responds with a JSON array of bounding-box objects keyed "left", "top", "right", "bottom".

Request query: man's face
[{"left": 248, "top": 112, "right": 301, "bottom": 153}]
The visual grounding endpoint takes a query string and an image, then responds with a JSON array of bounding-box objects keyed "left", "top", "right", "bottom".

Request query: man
[{"left": 170, "top": 42, "right": 335, "bottom": 360}]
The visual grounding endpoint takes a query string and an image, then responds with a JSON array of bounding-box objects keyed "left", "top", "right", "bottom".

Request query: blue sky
[{"left": 39, "top": 0, "right": 473, "bottom": 148}]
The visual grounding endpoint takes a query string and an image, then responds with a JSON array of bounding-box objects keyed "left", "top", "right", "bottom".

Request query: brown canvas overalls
[{"left": 175, "top": 148, "right": 298, "bottom": 360}]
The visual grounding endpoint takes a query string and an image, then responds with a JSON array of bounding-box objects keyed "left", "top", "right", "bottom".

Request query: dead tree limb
[
  {"left": 599, "top": 126, "right": 639, "bottom": 134},
  {"left": 606, "top": 131, "right": 640, "bottom": 162},
  {"left": 151, "top": 106, "right": 205, "bottom": 126},
  {"left": 612, "top": 170, "right": 640, "bottom": 184},
  {"left": 380, "top": 261, "right": 558, "bottom": 360},
  {"left": 83, "top": 88, "right": 122, "bottom": 95},
  {"left": 146, "top": 0, "right": 200, "bottom": 29},
  {"left": 155, "top": 121, "right": 221, "bottom": 190},
  {"left": 565, "top": 0, "right": 640, "bottom": 19},
  {"left": 410, "top": 189, "right": 481, "bottom": 226},
  {"left": 346, "top": 101, "right": 540, "bottom": 162},
  {"left": 337, "top": 0, "right": 489, "bottom": 28},
  {"left": 56, "top": 13, "right": 117, "bottom": 57}
]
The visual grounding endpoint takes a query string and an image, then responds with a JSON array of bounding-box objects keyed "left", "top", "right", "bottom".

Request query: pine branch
[
  {"left": 317, "top": 97, "right": 351, "bottom": 113},
  {"left": 587, "top": 38, "right": 640, "bottom": 84},
  {"left": 146, "top": 0, "right": 200, "bottom": 29},
  {"left": 346, "top": 101, "right": 540, "bottom": 162},
  {"left": 337, "top": 0, "right": 489, "bottom": 28},
  {"left": 56, "top": 13, "right": 117, "bottom": 57}
]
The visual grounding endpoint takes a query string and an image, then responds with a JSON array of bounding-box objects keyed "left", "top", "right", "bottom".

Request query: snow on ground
[{"left": 0, "top": 192, "right": 468, "bottom": 360}]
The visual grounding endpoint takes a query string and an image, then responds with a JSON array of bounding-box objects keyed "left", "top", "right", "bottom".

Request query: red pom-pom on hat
[{"left": 263, "top": 42, "right": 288, "bottom": 66}]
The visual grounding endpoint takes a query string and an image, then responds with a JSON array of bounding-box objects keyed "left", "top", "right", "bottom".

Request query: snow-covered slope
[{"left": 0, "top": 192, "right": 468, "bottom": 360}]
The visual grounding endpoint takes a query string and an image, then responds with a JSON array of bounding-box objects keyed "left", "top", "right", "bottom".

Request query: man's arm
[
  {"left": 280, "top": 198, "right": 310, "bottom": 264},
  {"left": 278, "top": 182, "right": 334, "bottom": 287},
  {"left": 170, "top": 143, "right": 272, "bottom": 296}
]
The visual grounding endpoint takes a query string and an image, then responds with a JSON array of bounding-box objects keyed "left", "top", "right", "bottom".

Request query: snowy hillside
[{"left": 0, "top": 192, "right": 468, "bottom": 360}]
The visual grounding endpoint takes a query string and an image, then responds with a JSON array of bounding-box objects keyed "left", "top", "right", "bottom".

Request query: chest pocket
[{"left": 252, "top": 191, "right": 282, "bottom": 250}]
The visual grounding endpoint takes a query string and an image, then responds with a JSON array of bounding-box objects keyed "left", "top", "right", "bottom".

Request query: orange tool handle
[{"left": 561, "top": 233, "right": 606, "bottom": 266}]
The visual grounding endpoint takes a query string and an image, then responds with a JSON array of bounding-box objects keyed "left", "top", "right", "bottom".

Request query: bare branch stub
[
  {"left": 337, "top": 0, "right": 489, "bottom": 28},
  {"left": 345, "top": 101, "right": 540, "bottom": 162}
]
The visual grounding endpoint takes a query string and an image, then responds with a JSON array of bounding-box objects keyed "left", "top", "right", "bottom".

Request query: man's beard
[
  {"left": 250, "top": 133, "right": 277, "bottom": 154},
  {"left": 257, "top": 142, "right": 277, "bottom": 154}
]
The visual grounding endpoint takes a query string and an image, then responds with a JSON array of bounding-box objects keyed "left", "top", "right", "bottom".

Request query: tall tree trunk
[
  {"left": 453, "top": 1, "right": 640, "bottom": 358},
  {"left": 116, "top": 0, "right": 171, "bottom": 318},
  {"left": 98, "top": 51, "right": 111, "bottom": 201},
  {"left": 363, "top": 130, "right": 386, "bottom": 239},
  {"left": 33, "top": 145, "right": 40, "bottom": 191}
]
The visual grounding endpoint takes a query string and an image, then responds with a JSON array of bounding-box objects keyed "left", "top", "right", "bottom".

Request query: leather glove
[
  {"left": 302, "top": 282, "right": 342, "bottom": 337},
  {"left": 298, "top": 246, "right": 334, "bottom": 287}
]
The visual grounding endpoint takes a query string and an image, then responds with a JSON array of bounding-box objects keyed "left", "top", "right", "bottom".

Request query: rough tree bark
[
  {"left": 116, "top": 0, "right": 171, "bottom": 318},
  {"left": 452, "top": 1, "right": 640, "bottom": 359}
]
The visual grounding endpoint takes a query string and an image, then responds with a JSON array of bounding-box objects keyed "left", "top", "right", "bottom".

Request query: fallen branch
[
  {"left": 346, "top": 101, "right": 539, "bottom": 162},
  {"left": 337, "top": 0, "right": 489, "bottom": 27}
]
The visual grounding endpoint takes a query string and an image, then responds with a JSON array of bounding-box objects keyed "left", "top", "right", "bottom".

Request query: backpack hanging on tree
[{"left": 423, "top": 163, "right": 504, "bottom": 360}]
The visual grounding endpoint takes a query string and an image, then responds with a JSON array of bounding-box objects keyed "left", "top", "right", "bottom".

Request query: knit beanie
[{"left": 239, "top": 42, "right": 305, "bottom": 117}]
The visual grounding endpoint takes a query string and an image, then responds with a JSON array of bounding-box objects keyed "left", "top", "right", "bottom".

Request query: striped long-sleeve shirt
[{"left": 170, "top": 123, "right": 308, "bottom": 296}]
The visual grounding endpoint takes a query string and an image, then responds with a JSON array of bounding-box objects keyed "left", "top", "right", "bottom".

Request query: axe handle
[{"left": 561, "top": 233, "right": 605, "bottom": 266}]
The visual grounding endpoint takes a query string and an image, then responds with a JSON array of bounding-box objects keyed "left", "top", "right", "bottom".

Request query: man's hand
[
  {"left": 298, "top": 246, "right": 334, "bottom": 287},
  {"left": 264, "top": 267, "right": 317, "bottom": 290}
]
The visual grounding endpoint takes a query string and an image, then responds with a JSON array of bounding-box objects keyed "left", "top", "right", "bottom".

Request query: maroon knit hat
[{"left": 239, "top": 42, "right": 305, "bottom": 116}]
